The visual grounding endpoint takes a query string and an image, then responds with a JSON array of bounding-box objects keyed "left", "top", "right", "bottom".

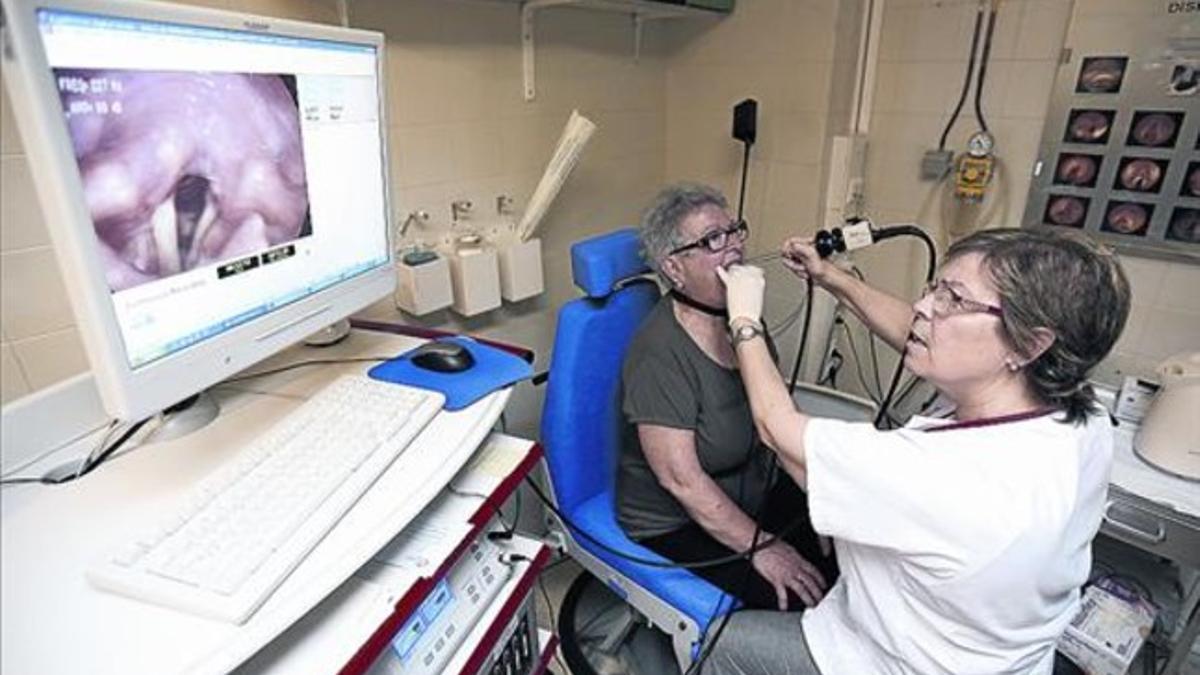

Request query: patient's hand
[{"left": 751, "top": 539, "right": 827, "bottom": 610}]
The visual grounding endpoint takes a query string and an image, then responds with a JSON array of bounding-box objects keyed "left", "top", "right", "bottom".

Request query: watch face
[
  {"left": 733, "top": 323, "right": 762, "bottom": 342},
  {"left": 967, "top": 131, "right": 995, "bottom": 157}
]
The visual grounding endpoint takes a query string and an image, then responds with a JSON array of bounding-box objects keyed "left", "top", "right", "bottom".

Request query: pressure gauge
[{"left": 966, "top": 131, "right": 995, "bottom": 158}]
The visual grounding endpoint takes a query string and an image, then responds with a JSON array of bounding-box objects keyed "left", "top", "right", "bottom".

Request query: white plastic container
[
  {"left": 394, "top": 254, "right": 453, "bottom": 316},
  {"left": 497, "top": 237, "right": 544, "bottom": 303},
  {"left": 447, "top": 243, "right": 501, "bottom": 317}
]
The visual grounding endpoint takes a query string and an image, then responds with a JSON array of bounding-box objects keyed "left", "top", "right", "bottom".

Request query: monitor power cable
[{"left": 2, "top": 416, "right": 149, "bottom": 487}]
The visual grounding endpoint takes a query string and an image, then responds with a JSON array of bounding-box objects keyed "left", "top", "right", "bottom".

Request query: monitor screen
[
  {"left": 3, "top": 1, "right": 394, "bottom": 420},
  {"left": 40, "top": 7, "right": 389, "bottom": 367}
]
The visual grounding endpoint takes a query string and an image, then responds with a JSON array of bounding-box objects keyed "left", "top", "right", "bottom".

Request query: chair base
[
  {"left": 557, "top": 571, "right": 682, "bottom": 675},
  {"left": 557, "top": 531, "right": 711, "bottom": 671}
]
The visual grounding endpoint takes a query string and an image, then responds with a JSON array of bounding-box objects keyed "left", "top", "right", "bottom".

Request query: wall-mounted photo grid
[{"left": 1024, "top": 10, "right": 1200, "bottom": 265}]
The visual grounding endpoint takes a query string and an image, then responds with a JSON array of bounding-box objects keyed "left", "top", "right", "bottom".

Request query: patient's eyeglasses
[
  {"left": 920, "top": 280, "right": 1003, "bottom": 318},
  {"left": 669, "top": 220, "right": 749, "bottom": 256}
]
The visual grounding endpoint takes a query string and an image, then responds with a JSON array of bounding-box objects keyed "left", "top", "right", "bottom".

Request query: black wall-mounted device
[{"left": 732, "top": 99, "right": 757, "bottom": 146}]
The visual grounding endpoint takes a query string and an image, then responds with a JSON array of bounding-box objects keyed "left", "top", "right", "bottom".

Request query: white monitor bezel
[{"left": 1, "top": 0, "right": 394, "bottom": 421}]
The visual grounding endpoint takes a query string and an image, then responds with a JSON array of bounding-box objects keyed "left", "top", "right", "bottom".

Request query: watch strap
[{"left": 730, "top": 321, "right": 765, "bottom": 347}]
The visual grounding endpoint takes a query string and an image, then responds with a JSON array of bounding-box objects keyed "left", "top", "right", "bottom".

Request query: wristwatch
[{"left": 730, "top": 320, "right": 764, "bottom": 347}]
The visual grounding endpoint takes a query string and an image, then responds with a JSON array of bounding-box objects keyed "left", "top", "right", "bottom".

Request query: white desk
[
  {"left": 1102, "top": 425, "right": 1200, "bottom": 674},
  {"left": 0, "top": 328, "right": 511, "bottom": 675},
  {"left": 239, "top": 433, "right": 557, "bottom": 675}
]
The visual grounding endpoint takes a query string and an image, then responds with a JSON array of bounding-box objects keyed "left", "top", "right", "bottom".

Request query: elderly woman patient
[
  {"left": 615, "top": 183, "right": 836, "bottom": 612},
  {"left": 707, "top": 227, "right": 1131, "bottom": 674}
]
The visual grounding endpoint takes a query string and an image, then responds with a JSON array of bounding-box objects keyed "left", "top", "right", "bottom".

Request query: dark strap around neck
[
  {"left": 669, "top": 288, "right": 728, "bottom": 319},
  {"left": 923, "top": 407, "right": 1058, "bottom": 433}
]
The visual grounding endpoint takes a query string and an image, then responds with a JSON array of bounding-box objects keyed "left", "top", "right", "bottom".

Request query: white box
[
  {"left": 448, "top": 248, "right": 501, "bottom": 316},
  {"left": 1114, "top": 376, "right": 1160, "bottom": 424},
  {"left": 1057, "top": 578, "right": 1157, "bottom": 675},
  {"left": 497, "top": 237, "right": 544, "bottom": 303},
  {"left": 394, "top": 256, "right": 453, "bottom": 316}
]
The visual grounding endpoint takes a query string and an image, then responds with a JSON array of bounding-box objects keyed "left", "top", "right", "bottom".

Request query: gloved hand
[
  {"left": 715, "top": 264, "right": 765, "bottom": 327},
  {"left": 781, "top": 237, "right": 836, "bottom": 286}
]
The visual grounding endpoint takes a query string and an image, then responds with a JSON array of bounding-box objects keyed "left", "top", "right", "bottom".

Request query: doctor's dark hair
[
  {"left": 946, "top": 228, "right": 1130, "bottom": 424},
  {"left": 639, "top": 183, "right": 729, "bottom": 282}
]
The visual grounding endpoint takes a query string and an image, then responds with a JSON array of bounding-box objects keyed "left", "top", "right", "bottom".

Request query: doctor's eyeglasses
[
  {"left": 921, "top": 280, "right": 1004, "bottom": 318},
  {"left": 669, "top": 219, "right": 749, "bottom": 256}
]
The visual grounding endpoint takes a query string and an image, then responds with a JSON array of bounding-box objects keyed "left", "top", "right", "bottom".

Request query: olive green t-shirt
[{"left": 616, "top": 297, "right": 775, "bottom": 540}]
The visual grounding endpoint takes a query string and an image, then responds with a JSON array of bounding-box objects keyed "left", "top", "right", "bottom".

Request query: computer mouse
[{"left": 410, "top": 341, "right": 475, "bottom": 373}]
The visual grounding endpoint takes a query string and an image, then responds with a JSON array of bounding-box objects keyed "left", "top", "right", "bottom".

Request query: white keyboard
[{"left": 88, "top": 375, "right": 445, "bottom": 624}]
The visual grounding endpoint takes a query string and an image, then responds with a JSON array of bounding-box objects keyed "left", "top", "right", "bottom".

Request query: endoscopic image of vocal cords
[{"left": 57, "top": 70, "right": 311, "bottom": 292}]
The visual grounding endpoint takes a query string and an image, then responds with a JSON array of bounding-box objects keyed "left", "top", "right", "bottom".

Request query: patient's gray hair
[
  {"left": 946, "top": 228, "right": 1131, "bottom": 424},
  {"left": 639, "top": 183, "right": 728, "bottom": 280}
]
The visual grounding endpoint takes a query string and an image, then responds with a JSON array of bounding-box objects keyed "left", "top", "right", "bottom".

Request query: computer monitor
[{"left": 1, "top": 0, "right": 394, "bottom": 422}]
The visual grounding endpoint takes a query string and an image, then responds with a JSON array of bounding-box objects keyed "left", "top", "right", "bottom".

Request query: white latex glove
[{"left": 715, "top": 264, "right": 765, "bottom": 327}]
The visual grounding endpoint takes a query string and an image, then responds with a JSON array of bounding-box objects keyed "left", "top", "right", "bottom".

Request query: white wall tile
[
  {"left": 882, "top": 61, "right": 970, "bottom": 115},
  {"left": 1094, "top": 349, "right": 1159, "bottom": 386},
  {"left": 1119, "top": 255, "right": 1168, "bottom": 308},
  {"left": 0, "top": 341, "right": 31, "bottom": 405},
  {"left": 761, "top": 161, "right": 823, "bottom": 244},
  {"left": 764, "top": 112, "right": 827, "bottom": 165},
  {"left": 392, "top": 124, "right": 460, "bottom": 187},
  {"left": 1014, "top": 1, "right": 1072, "bottom": 61},
  {"left": 1158, "top": 263, "right": 1200, "bottom": 314},
  {"left": 999, "top": 61, "right": 1060, "bottom": 119},
  {"left": 0, "top": 63, "right": 24, "bottom": 156},
  {"left": 0, "top": 248, "right": 74, "bottom": 340},
  {"left": 450, "top": 120, "right": 505, "bottom": 182},
  {"left": 9, "top": 328, "right": 89, "bottom": 392},
  {"left": 1112, "top": 305, "right": 1147, "bottom": 356},
  {"left": 984, "top": 0, "right": 1026, "bottom": 62},
  {"left": 889, "top": 4, "right": 979, "bottom": 63},
  {"left": 1134, "top": 309, "right": 1200, "bottom": 362},
  {"left": 0, "top": 157, "right": 51, "bottom": 252}
]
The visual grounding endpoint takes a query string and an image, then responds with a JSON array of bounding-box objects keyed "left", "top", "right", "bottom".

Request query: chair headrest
[{"left": 571, "top": 228, "right": 652, "bottom": 299}]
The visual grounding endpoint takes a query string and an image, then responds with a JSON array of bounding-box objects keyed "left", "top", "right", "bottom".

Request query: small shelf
[
  {"left": 528, "top": 0, "right": 723, "bottom": 21},
  {"left": 519, "top": 0, "right": 726, "bottom": 100}
]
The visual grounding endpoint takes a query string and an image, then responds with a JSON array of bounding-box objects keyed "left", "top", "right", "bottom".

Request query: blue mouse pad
[{"left": 368, "top": 336, "right": 533, "bottom": 411}]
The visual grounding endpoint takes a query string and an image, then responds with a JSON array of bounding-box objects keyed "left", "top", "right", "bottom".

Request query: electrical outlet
[{"left": 920, "top": 149, "right": 954, "bottom": 181}]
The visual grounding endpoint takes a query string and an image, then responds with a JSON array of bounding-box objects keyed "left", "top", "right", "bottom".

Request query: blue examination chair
[{"left": 540, "top": 228, "right": 737, "bottom": 670}]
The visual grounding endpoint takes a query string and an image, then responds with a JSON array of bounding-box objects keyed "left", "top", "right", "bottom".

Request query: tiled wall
[
  {"left": 663, "top": 0, "right": 850, "bottom": 249},
  {"left": 661, "top": 0, "right": 860, "bottom": 368},
  {"left": 852, "top": 0, "right": 1078, "bottom": 300},
  {"left": 0, "top": 63, "right": 86, "bottom": 403},
  {"left": 3, "top": 0, "right": 1194, "bottom": 414},
  {"left": 848, "top": 0, "right": 1198, "bottom": 395}
]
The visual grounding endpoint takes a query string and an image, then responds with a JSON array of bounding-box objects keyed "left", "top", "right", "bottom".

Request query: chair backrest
[{"left": 541, "top": 229, "right": 659, "bottom": 515}]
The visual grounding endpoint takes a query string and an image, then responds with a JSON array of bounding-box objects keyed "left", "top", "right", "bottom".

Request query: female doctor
[{"left": 708, "top": 228, "right": 1130, "bottom": 674}]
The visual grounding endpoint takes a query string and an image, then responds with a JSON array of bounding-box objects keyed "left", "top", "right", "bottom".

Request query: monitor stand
[
  {"left": 40, "top": 392, "right": 220, "bottom": 484},
  {"left": 148, "top": 392, "right": 221, "bottom": 443},
  {"left": 37, "top": 318, "right": 354, "bottom": 485},
  {"left": 303, "top": 318, "right": 352, "bottom": 347}
]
